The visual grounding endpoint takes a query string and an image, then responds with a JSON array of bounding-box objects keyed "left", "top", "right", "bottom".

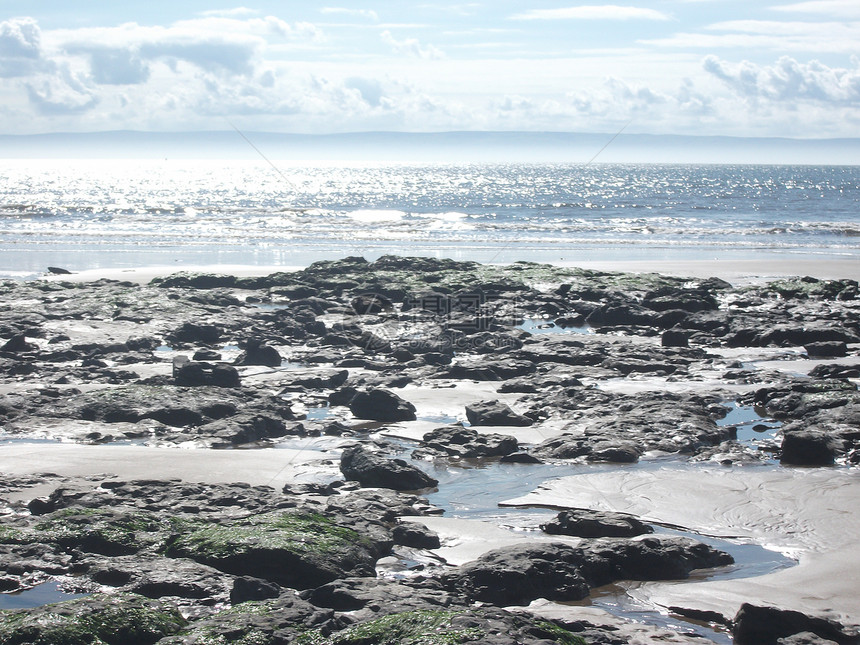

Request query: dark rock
[
  {"left": 587, "top": 440, "right": 641, "bottom": 463},
  {"left": 235, "top": 338, "right": 282, "bottom": 367},
  {"left": 192, "top": 348, "right": 222, "bottom": 361},
  {"left": 780, "top": 429, "right": 845, "bottom": 466},
  {"left": 778, "top": 634, "right": 842, "bottom": 645},
  {"left": 500, "top": 452, "right": 542, "bottom": 464},
  {"left": 541, "top": 509, "right": 653, "bottom": 538},
  {"left": 349, "top": 388, "right": 417, "bottom": 422},
  {"left": 805, "top": 341, "right": 848, "bottom": 358},
  {"left": 662, "top": 329, "right": 689, "bottom": 347},
  {"left": 809, "top": 364, "right": 860, "bottom": 379},
  {"left": 231, "top": 576, "right": 282, "bottom": 604},
  {"left": 351, "top": 293, "right": 394, "bottom": 314},
  {"left": 0, "top": 592, "right": 185, "bottom": 644},
  {"left": 440, "top": 542, "right": 591, "bottom": 606},
  {"left": 419, "top": 425, "right": 519, "bottom": 458},
  {"left": 340, "top": 445, "right": 438, "bottom": 491},
  {"left": 733, "top": 603, "right": 857, "bottom": 645},
  {"left": 163, "top": 510, "right": 382, "bottom": 589},
  {"left": 465, "top": 400, "right": 532, "bottom": 427},
  {"left": 392, "top": 521, "right": 441, "bottom": 549},
  {"left": 174, "top": 360, "right": 241, "bottom": 388},
  {"left": 166, "top": 322, "right": 222, "bottom": 345},
  {"left": 1, "top": 334, "right": 37, "bottom": 353}
]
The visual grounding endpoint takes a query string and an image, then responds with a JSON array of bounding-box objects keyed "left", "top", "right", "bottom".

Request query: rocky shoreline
[{"left": 0, "top": 255, "right": 858, "bottom": 644}]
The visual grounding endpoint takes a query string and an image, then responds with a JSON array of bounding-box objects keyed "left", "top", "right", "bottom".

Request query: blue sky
[{"left": 1, "top": 1, "right": 858, "bottom": 138}]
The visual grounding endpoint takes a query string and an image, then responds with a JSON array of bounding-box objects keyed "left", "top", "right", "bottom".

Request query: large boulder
[
  {"left": 349, "top": 388, "right": 417, "bottom": 422},
  {"left": 234, "top": 339, "right": 282, "bottom": 367},
  {"left": 440, "top": 542, "right": 591, "bottom": 606},
  {"left": 163, "top": 510, "right": 383, "bottom": 589},
  {"left": 465, "top": 400, "right": 532, "bottom": 427},
  {"left": 419, "top": 425, "right": 519, "bottom": 458},
  {"left": 173, "top": 358, "right": 241, "bottom": 388},
  {"left": 541, "top": 509, "right": 653, "bottom": 538},
  {"left": 733, "top": 603, "right": 858, "bottom": 645},
  {"left": 780, "top": 429, "right": 845, "bottom": 466},
  {"left": 340, "top": 444, "right": 438, "bottom": 491},
  {"left": 0, "top": 592, "right": 185, "bottom": 645},
  {"left": 441, "top": 536, "right": 733, "bottom": 607}
]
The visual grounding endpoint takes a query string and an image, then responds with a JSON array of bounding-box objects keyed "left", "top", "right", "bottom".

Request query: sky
[{"left": 0, "top": 1, "right": 858, "bottom": 139}]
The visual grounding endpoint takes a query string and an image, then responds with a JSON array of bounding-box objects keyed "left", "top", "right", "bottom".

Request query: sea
[{"left": 1, "top": 159, "right": 858, "bottom": 278}]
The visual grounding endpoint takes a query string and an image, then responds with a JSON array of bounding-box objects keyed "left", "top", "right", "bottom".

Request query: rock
[
  {"left": 166, "top": 322, "right": 223, "bottom": 345},
  {"left": 351, "top": 293, "right": 394, "bottom": 314},
  {"left": 0, "top": 592, "right": 185, "bottom": 644},
  {"left": 809, "top": 364, "right": 860, "bottom": 379},
  {"left": 349, "top": 388, "right": 417, "bottom": 422},
  {"left": 340, "top": 445, "right": 438, "bottom": 491},
  {"left": 163, "top": 510, "right": 383, "bottom": 589},
  {"left": 441, "top": 536, "right": 733, "bottom": 607},
  {"left": 157, "top": 594, "right": 328, "bottom": 645},
  {"left": 1, "top": 334, "right": 38, "bottom": 353},
  {"left": 780, "top": 429, "right": 845, "bottom": 466},
  {"left": 662, "top": 329, "right": 689, "bottom": 347},
  {"left": 587, "top": 440, "right": 641, "bottom": 463},
  {"left": 805, "top": 341, "right": 848, "bottom": 358},
  {"left": 778, "top": 633, "right": 841, "bottom": 645},
  {"left": 392, "top": 521, "right": 441, "bottom": 549},
  {"left": 174, "top": 360, "right": 241, "bottom": 388},
  {"left": 541, "top": 509, "right": 653, "bottom": 538},
  {"left": 231, "top": 576, "right": 282, "bottom": 604},
  {"left": 733, "top": 603, "right": 857, "bottom": 645},
  {"left": 234, "top": 338, "right": 282, "bottom": 367},
  {"left": 419, "top": 425, "right": 519, "bottom": 458},
  {"left": 465, "top": 400, "right": 532, "bottom": 427},
  {"left": 500, "top": 452, "right": 542, "bottom": 464},
  {"left": 440, "top": 542, "right": 591, "bottom": 606}
]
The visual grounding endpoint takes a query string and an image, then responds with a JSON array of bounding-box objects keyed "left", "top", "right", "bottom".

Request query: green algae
[
  {"left": 164, "top": 511, "right": 367, "bottom": 560},
  {"left": 0, "top": 592, "right": 185, "bottom": 645},
  {"left": 295, "top": 610, "right": 484, "bottom": 645},
  {"left": 533, "top": 621, "right": 588, "bottom": 645},
  {"left": 30, "top": 508, "right": 159, "bottom": 555}
]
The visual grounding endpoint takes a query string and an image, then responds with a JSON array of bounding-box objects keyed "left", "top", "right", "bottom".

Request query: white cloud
[
  {"left": 512, "top": 5, "right": 672, "bottom": 21},
  {"left": 642, "top": 20, "right": 860, "bottom": 53},
  {"left": 0, "top": 17, "right": 51, "bottom": 78},
  {"left": 704, "top": 55, "right": 860, "bottom": 105},
  {"left": 200, "top": 7, "right": 260, "bottom": 18},
  {"left": 380, "top": 30, "right": 444, "bottom": 59},
  {"left": 771, "top": 0, "right": 860, "bottom": 18},
  {"left": 320, "top": 7, "right": 380, "bottom": 21},
  {"left": 25, "top": 63, "right": 98, "bottom": 114}
]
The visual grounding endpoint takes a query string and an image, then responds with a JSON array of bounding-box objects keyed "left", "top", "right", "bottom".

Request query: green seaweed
[
  {"left": 533, "top": 621, "right": 588, "bottom": 645},
  {"left": 0, "top": 592, "right": 185, "bottom": 645},
  {"left": 31, "top": 508, "right": 159, "bottom": 554},
  {"left": 295, "top": 610, "right": 485, "bottom": 645},
  {"left": 164, "top": 511, "right": 368, "bottom": 560}
]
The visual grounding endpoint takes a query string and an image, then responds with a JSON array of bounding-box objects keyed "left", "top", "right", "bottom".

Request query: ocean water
[{"left": 1, "top": 160, "right": 858, "bottom": 278}]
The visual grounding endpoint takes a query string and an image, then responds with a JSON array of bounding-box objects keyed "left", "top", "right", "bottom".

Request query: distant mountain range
[{"left": 1, "top": 130, "right": 858, "bottom": 164}]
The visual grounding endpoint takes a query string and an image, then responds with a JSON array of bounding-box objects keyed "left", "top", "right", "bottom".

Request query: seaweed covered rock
[
  {"left": 0, "top": 592, "right": 184, "bottom": 645},
  {"left": 163, "top": 511, "right": 383, "bottom": 589},
  {"left": 156, "top": 595, "right": 330, "bottom": 645}
]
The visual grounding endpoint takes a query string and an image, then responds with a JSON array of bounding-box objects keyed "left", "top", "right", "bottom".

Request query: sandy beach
[{"left": 2, "top": 255, "right": 859, "bottom": 643}]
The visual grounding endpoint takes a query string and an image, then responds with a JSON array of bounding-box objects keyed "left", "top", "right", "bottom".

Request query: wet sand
[{"left": 503, "top": 466, "right": 860, "bottom": 626}]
